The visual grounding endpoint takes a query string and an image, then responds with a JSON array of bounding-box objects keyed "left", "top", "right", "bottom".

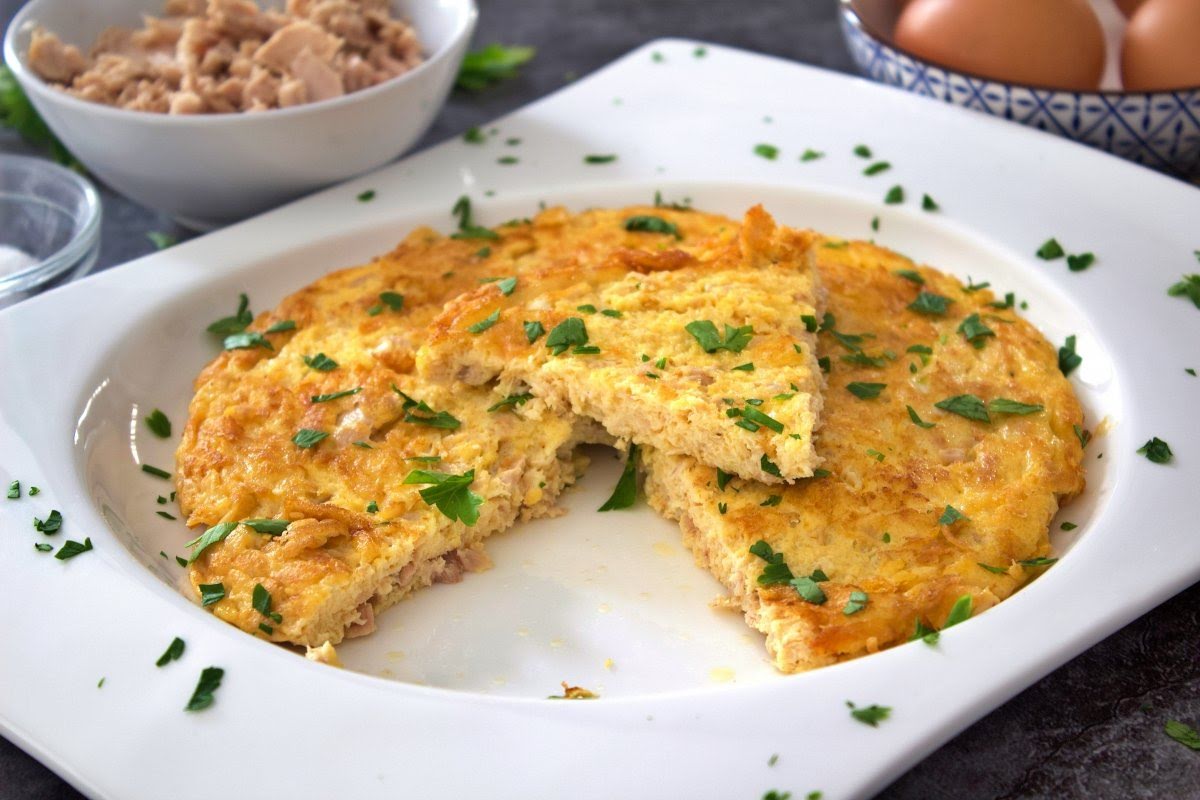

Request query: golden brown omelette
[
  {"left": 417, "top": 206, "right": 826, "bottom": 483},
  {"left": 643, "top": 236, "right": 1086, "bottom": 673},
  {"left": 176, "top": 203, "right": 743, "bottom": 647}
]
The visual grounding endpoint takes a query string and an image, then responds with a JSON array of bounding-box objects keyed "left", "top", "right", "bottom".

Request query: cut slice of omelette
[
  {"left": 643, "top": 236, "right": 1087, "bottom": 673},
  {"left": 417, "top": 206, "right": 826, "bottom": 483},
  {"left": 176, "top": 203, "right": 742, "bottom": 647}
]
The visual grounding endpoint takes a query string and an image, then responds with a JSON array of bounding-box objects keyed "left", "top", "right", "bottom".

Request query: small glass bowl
[{"left": 0, "top": 154, "right": 101, "bottom": 299}]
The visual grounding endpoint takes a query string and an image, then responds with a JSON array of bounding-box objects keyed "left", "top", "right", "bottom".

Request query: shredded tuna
[{"left": 27, "top": 0, "right": 422, "bottom": 114}]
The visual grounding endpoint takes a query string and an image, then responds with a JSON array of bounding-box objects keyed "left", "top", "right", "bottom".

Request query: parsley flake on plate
[
  {"left": 184, "top": 666, "right": 224, "bottom": 712},
  {"left": 1036, "top": 238, "right": 1065, "bottom": 260},
  {"left": 1137, "top": 437, "right": 1173, "bottom": 464},
  {"left": 1058, "top": 335, "right": 1082, "bottom": 376},
  {"left": 884, "top": 185, "right": 904, "bottom": 205},
  {"left": 6, "top": 480, "right": 17, "bottom": 499},
  {"left": 449, "top": 196, "right": 499, "bottom": 241},
  {"left": 800, "top": 149, "right": 824, "bottom": 162},
  {"left": 598, "top": 444, "right": 639, "bottom": 511},
  {"left": 356, "top": 189, "right": 376, "bottom": 202},
  {"left": 403, "top": 469, "right": 483, "bottom": 526},
  {"left": 863, "top": 161, "right": 891, "bottom": 176},
  {"left": 753, "top": 143, "right": 779, "bottom": 160},
  {"left": 922, "top": 194, "right": 940, "bottom": 212},
  {"left": 455, "top": 44, "right": 535, "bottom": 91},
  {"left": 34, "top": 543, "right": 53, "bottom": 553},
  {"left": 584, "top": 154, "right": 617, "bottom": 164},
  {"left": 142, "top": 463, "right": 171, "bottom": 479},
  {"left": 1066, "top": 252, "right": 1095, "bottom": 272},
  {"left": 1167, "top": 274, "right": 1200, "bottom": 309},
  {"left": 462, "top": 126, "right": 485, "bottom": 143},
  {"left": 624, "top": 214, "right": 681, "bottom": 239},
  {"left": 156, "top": 637, "right": 185, "bottom": 668},
  {"left": 34, "top": 509, "right": 62, "bottom": 533},
  {"left": 685, "top": 320, "right": 754, "bottom": 353},
  {"left": 54, "top": 537, "right": 92, "bottom": 560},
  {"left": 206, "top": 293, "right": 252, "bottom": 336},
  {"left": 853, "top": 144, "right": 872, "bottom": 158},
  {"left": 847, "top": 701, "right": 891, "bottom": 727}
]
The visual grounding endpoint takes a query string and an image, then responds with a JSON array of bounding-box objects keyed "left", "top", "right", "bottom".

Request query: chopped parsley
[
  {"left": 524, "top": 320, "right": 545, "bottom": 343},
  {"left": 186, "top": 521, "right": 238, "bottom": 563},
  {"left": 495, "top": 277, "right": 518, "bottom": 295},
  {"left": 866, "top": 448, "right": 885, "bottom": 462},
  {"left": 1137, "top": 437, "right": 1173, "bottom": 464},
  {"left": 753, "top": 143, "right": 779, "bottom": 160},
  {"left": 366, "top": 501, "right": 378, "bottom": 514},
  {"left": 800, "top": 149, "right": 824, "bottom": 162},
  {"left": 907, "top": 291, "right": 953, "bottom": 316},
  {"left": 843, "top": 590, "right": 869, "bottom": 616},
  {"left": 577, "top": 304, "right": 597, "bottom": 314},
  {"left": 545, "top": 317, "right": 589, "bottom": 355},
  {"left": 145, "top": 409, "right": 171, "bottom": 438},
  {"left": 598, "top": 444, "right": 639, "bottom": 511},
  {"left": 1066, "top": 252, "right": 1095, "bottom": 272},
  {"left": 906, "top": 405, "right": 935, "bottom": 428},
  {"left": 357, "top": 189, "right": 376, "bottom": 202},
  {"left": 54, "top": 537, "right": 92, "bottom": 560},
  {"left": 988, "top": 292, "right": 1015, "bottom": 310},
  {"left": 1036, "top": 238, "right": 1065, "bottom": 260},
  {"left": 223, "top": 331, "right": 272, "bottom": 351},
  {"left": 1058, "top": 335, "right": 1082, "bottom": 376},
  {"left": 1018, "top": 556, "right": 1058, "bottom": 568},
  {"left": 847, "top": 701, "right": 891, "bottom": 727},
  {"left": 716, "top": 468, "right": 733, "bottom": 491},
  {"left": 749, "top": 540, "right": 794, "bottom": 586},
  {"left": 403, "top": 469, "right": 483, "bottom": 525},
  {"left": 252, "top": 583, "right": 282, "bottom": 623},
  {"left": 1074, "top": 424, "right": 1092, "bottom": 448},
  {"left": 28, "top": 486, "right": 39, "bottom": 496},
  {"left": 379, "top": 291, "right": 405, "bottom": 311},
  {"left": 584, "top": 154, "right": 617, "bottom": 164},
  {"left": 912, "top": 618, "right": 940, "bottom": 645},
  {"left": 894, "top": 269, "right": 924, "bottom": 285},
  {"left": 792, "top": 576, "right": 827, "bottom": 605},
  {"left": 987, "top": 398, "right": 1043, "bottom": 415},
  {"left": 977, "top": 562, "right": 1010, "bottom": 575},
  {"left": 156, "top": 511, "right": 177, "bottom": 520},
  {"left": 760, "top": 494, "right": 782, "bottom": 507},
  {"left": 884, "top": 185, "right": 904, "bottom": 205},
  {"left": 732, "top": 362, "right": 755, "bottom": 372},
  {"left": 841, "top": 352, "right": 885, "bottom": 367},
  {"left": 1061, "top": 522, "right": 1078, "bottom": 531},
  {"left": 311, "top": 387, "right": 361, "bottom": 404},
  {"left": 957, "top": 313, "right": 994, "bottom": 348},
  {"left": 1165, "top": 720, "right": 1200, "bottom": 751},
  {"left": 921, "top": 194, "right": 939, "bottom": 212},
  {"left": 455, "top": 44, "right": 536, "bottom": 91},
  {"left": 686, "top": 320, "right": 755, "bottom": 353},
  {"left": 6, "top": 480, "right": 18, "bottom": 499},
  {"left": 846, "top": 382, "right": 885, "bottom": 400},
  {"left": 467, "top": 309, "right": 501, "bottom": 333},
  {"left": 601, "top": 308, "right": 623, "bottom": 318},
  {"left": 935, "top": 395, "right": 989, "bottom": 421},
  {"left": 184, "top": 666, "right": 224, "bottom": 712},
  {"left": 497, "top": 156, "right": 518, "bottom": 165},
  {"left": 200, "top": 583, "right": 226, "bottom": 606},
  {"left": 156, "top": 637, "right": 185, "bottom": 667},
  {"left": 942, "top": 594, "right": 973, "bottom": 628},
  {"left": 462, "top": 126, "right": 485, "bottom": 143},
  {"left": 147, "top": 231, "right": 176, "bottom": 250},
  {"left": 34, "top": 543, "right": 52, "bottom": 553},
  {"left": 938, "top": 505, "right": 968, "bottom": 525},
  {"left": 265, "top": 320, "right": 296, "bottom": 333},
  {"left": 487, "top": 393, "right": 533, "bottom": 413},
  {"left": 727, "top": 405, "right": 784, "bottom": 433},
  {"left": 304, "top": 352, "right": 338, "bottom": 372},
  {"left": 862, "top": 161, "right": 890, "bottom": 176},
  {"left": 450, "top": 196, "right": 499, "bottom": 241},
  {"left": 853, "top": 144, "right": 872, "bottom": 158},
  {"left": 760, "top": 454, "right": 783, "bottom": 478},
  {"left": 624, "top": 215, "right": 681, "bottom": 239},
  {"left": 1167, "top": 274, "right": 1200, "bottom": 309},
  {"left": 292, "top": 428, "right": 328, "bottom": 449},
  {"left": 206, "top": 293, "right": 253, "bottom": 336},
  {"left": 34, "top": 509, "right": 62, "bottom": 533},
  {"left": 142, "top": 464, "right": 171, "bottom": 479},
  {"left": 394, "top": 387, "right": 462, "bottom": 429}
]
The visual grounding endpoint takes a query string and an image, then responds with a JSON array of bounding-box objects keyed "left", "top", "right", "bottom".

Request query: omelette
[
  {"left": 417, "top": 206, "right": 826, "bottom": 483},
  {"left": 642, "top": 236, "right": 1086, "bottom": 672},
  {"left": 176, "top": 202, "right": 738, "bottom": 647}
]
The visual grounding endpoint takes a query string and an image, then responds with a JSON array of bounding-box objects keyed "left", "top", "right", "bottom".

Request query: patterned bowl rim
[{"left": 839, "top": 0, "right": 1200, "bottom": 98}]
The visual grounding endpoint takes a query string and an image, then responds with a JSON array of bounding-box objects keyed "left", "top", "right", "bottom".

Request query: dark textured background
[{"left": 2, "top": 1, "right": 1198, "bottom": 797}]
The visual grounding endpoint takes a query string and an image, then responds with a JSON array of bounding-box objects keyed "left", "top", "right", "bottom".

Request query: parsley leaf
[
  {"left": 223, "top": 332, "right": 272, "bottom": 351},
  {"left": 199, "top": 583, "right": 226, "bottom": 606},
  {"left": 749, "top": 540, "right": 794, "bottom": 586},
  {"left": 907, "top": 291, "right": 953, "bottom": 316},
  {"left": 185, "top": 522, "right": 238, "bottom": 564},
  {"left": 1165, "top": 720, "right": 1200, "bottom": 751},
  {"left": 304, "top": 353, "right": 338, "bottom": 372},
  {"left": 450, "top": 195, "right": 499, "bottom": 240},
  {"left": 977, "top": 562, "right": 1010, "bottom": 575},
  {"left": 34, "top": 509, "right": 63, "bottom": 534},
  {"left": 545, "top": 317, "right": 589, "bottom": 355},
  {"left": 957, "top": 313, "right": 995, "bottom": 349},
  {"left": 6, "top": 480, "right": 18, "bottom": 499},
  {"left": 894, "top": 269, "right": 924, "bottom": 285},
  {"left": 184, "top": 666, "right": 224, "bottom": 712},
  {"left": 584, "top": 154, "right": 617, "bottom": 164},
  {"left": 685, "top": 320, "right": 755, "bottom": 354},
  {"left": 292, "top": 428, "right": 328, "bottom": 449},
  {"left": 467, "top": 309, "right": 500, "bottom": 334},
  {"left": 942, "top": 594, "right": 973, "bottom": 628},
  {"left": 1036, "top": 238, "right": 1065, "bottom": 260},
  {"left": 716, "top": 468, "right": 733, "bottom": 491},
  {"left": 156, "top": 637, "right": 185, "bottom": 667},
  {"left": 754, "top": 143, "right": 779, "bottom": 160},
  {"left": 1058, "top": 335, "right": 1082, "bottom": 376},
  {"left": 760, "top": 454, "right": 783, "bottom": 478},
  {"left": 1018, "top": 556, "right": 1058, "bottom": 568},
  {"left": 906, "top": 405, "right": 935, "bottom": 428},
  {"left": 987, "top": 398, "right": 1044, "bottom": 415},
  {"left": 394, "top": 387, "right": 462, "bottom": 429},
  {"left": 853, "top": 144, "right": 872, "bottom": 158},
  {"left": 379, "top": 291, "right": 405, "bottom": 311},
  {"left": 403, "top": 469, "right": 483, "bottom": 526},
  {"left": 206, "top": 293, "right": 253, "bottom": 335},
  {"left": 1066, "top": 252, "right": 1095, "bottom": 272},
  {"left": 142, "top": 464, "right": 171, "bottom": 479},
  {"left": 54, "top": 538, "right": 92, "bottom": 560},
  {"left": 624, "top": 215, "right": 681, "bottom": 239},
  {"left": 938, "top": 505, "right": 968, "bottom": 525},
  {"left": 242, "top": 519, "right": 289, "bottom": 535},
  {"left": 147, "top": 231, "right": 176, "bottom": 250},
  {"left": 1137, "top": 437, "right": 1173, "bottom": 464},
  {"left": 495, "top": 277, "right": 518, "bottom": 295},
  {"left": 922, "top": 194, "right": 940, "bottom": 212},
  {"left": 800, "top": 149, "right": 824, "bottom": 162},
  {"left": 847, "top": 701, "right": 891, "bottom": 727},
  {"left": 524, "top": 320, "right": 545, "bottom": 343},
  {"left": 847, "top": 382, "right": 886, "bottom": 400},
  {"left": 357, "top": 189, "right": 376, "bottom": 203},
  {"left": 598, "top": 444, "right": 639, "bottom": 511},
  {"left": 311, "top": 388, "right": 361, "bottom": 404},
  {"left": 266, "top": 320, "right": 296, "bottom": 333},
  {"left": 463, "top": 126, "right": 485, "bottom": 144},
  {"left": 487, "top": 393, "right": 533, "bottom": 413},
  {"left": 863, "top": 161, "right": 891, "bottom": 176},
  {"left": 791, "top": 575, "right": 827, "bottom": 604},
  {"left": 1167, "top": 274, "right": 1200, "bottom": 309},
  {"left": 935, "top": 394, "right": 989, "bottom": 422},
  {"left": 884, "top": 185, "right": 904, "bottom": 205},
  {"left": 455, "top": 44, "right": 536, "bottom": 91},
  {"left": 843, "top": 590, "right": 869, "bottom": 616}
]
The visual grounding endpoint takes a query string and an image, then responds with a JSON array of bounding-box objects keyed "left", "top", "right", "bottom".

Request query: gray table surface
[{"left": 2, "top": 1, "right": 1198, "bottom": 798}]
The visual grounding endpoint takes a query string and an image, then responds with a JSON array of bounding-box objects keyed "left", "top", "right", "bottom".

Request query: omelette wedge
[
  {"left": 643, "top": 237, "right": 1087, "bottom": 672},
  {"left": 417, "top": 206, "right": 826, "bottom": 483}
]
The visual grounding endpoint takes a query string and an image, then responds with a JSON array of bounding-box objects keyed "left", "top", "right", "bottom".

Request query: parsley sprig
[
  {"left": 403, "top": 469, "right": 483, "bottom": 526},
  {"left": 685, "top": 320, "right": 754, "bottom": 354}
]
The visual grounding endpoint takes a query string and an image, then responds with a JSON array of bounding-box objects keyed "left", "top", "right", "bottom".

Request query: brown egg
[
  {"left": 894, "top": 0, "right": 1105, "bottom": 91},
  {"left": 1121, "top": 0, "right": 1200, "bottom": 91},
  {"left": 1115, "top": 0, "right": 1147, "bottom": 17}
]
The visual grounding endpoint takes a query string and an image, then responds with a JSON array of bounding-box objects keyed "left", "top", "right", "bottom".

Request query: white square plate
[{"left": 1, "top": 39, "right": 1197, "bottom": 800}]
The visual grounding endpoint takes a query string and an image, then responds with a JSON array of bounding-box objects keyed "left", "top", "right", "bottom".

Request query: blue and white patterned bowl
[{"left": 839, "top": 0, "right": 1200, "bottom": 180}]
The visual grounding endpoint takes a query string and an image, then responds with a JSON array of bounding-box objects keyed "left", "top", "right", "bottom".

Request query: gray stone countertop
[{"left": 1, "top": 1, "right": 1197, "bottom": 797}]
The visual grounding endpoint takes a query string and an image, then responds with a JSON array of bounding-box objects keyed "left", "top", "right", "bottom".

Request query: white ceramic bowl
[{"left": 3, "top": 0, "right": 477, "bottom": 229}]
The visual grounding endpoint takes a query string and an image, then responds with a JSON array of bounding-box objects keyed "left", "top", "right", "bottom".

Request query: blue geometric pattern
[{"left": 840, "top": 13, "right": 1200, "bottom": 180}]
